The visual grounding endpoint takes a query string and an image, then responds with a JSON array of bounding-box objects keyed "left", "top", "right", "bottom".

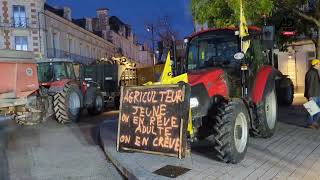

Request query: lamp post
[{"left": 147, "top": 24, "right": 156, "bottom": 65}]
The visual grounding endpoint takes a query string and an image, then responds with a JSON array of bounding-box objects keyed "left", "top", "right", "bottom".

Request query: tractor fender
[
  {"left": 46, "top": 79, "right": 75, "bottom": 94},
  {"left": 251, "top": 66, "right": 276, "bottom": 104}
]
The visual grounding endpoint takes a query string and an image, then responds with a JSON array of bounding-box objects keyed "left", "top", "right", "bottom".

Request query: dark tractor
[
  {"left": 37, "top": 59, "right": 104, "bottom": 123},
  {"left": 78, "top": 63, "right": 122, "bottom": 109},
  {"left": 184, "top": 27, "right": 294, "bottom": 163}
]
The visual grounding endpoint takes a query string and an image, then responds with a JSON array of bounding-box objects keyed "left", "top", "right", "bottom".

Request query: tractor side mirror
[{"left": 234, "top": 52, "right": 245, "bottom": 60}]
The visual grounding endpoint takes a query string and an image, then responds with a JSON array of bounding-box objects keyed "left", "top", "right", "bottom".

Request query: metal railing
[
  {"left": 47, "top": 48, "right": 97, "bottom": 64},
  {"left": 11, "top": 17, "right": 29, "bottom": 28}
]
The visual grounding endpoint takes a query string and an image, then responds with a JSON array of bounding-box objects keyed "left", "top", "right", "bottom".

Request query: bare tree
[{"left": 145, "top": 15, "right": 179, "bottom": 62}]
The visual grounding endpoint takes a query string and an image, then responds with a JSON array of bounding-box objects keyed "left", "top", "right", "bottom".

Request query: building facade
[
  {"left": 275, "top": 40, "right": 316, "bottom": 93},
  {"left": 42, "top": 5, "right": 115, "bottom": 64},
  {"left": 0, "top": 0, "right": 153, "bottom": 66},
  {"left": 0, "top": 0, "right": 44, "bottom": 57}
]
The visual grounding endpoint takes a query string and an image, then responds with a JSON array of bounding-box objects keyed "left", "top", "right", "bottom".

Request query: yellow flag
[
  {"left": 144, "top": 52, "right": 189, "bottom": 85},
  {"left": 159, "top": 51, "right": 173, "bottom": 83},
  {"left": 240, "top": 0, "right": 250, "bottom": 54}
]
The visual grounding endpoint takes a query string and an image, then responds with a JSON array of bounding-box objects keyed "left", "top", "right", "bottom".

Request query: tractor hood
[
  {"left": 187, "top": 68, "right": 228, "bottom": 119},
  {"left": 188, "top": 68, "right": 225, "bottom": 86}
]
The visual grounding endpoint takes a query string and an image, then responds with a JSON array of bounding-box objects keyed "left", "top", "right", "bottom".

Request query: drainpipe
[
  {"left": 37, "top": 11, "right": 48, "bottom": 59},
  {"left": 37, "top": 11, "right": 42, "bottom": 58}
]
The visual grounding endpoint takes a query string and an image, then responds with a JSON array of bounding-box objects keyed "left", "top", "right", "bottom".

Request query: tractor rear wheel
[
  {"left": 278, "top": 79, "right": 294, "bottom": 106},
  {"left": 255, "top": 88, "right": 278, "bottom": 138},
  {"left": 87, "top": 89, "right": 104, "bottom": 115},
  {"left": 53, "top": 84, "right": 82, "bottom": 123},
  {"left": 212, "top": 98, "right": 249, "bottom": 163}
]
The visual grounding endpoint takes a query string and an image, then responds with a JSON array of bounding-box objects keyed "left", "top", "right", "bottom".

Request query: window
[
  {"left": 15, "top": 36, "right": 28, "bottom": 51},
  {"left": 13, "top": 5, "right": 27, "bottom": 28},
  {"left": 68, "top": 38, "right": 73, "bottom": 54}
]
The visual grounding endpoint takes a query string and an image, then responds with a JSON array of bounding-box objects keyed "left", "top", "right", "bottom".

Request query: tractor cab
[
  {"left": 37, "top": 59, "right": 77, "bottom": 84},
  {"left": 187, "top": 29, "right": 241, "bottom": 74},
  {"left": 185, "top": 27, "right": 267, "bottom": 98},
  {"left": 186, "top": 27, "right": 265, "bottom": 70}
]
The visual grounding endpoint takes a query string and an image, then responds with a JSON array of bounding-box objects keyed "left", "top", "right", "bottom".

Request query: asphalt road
[{"left": 0, "top": 110, "right": 123, "bottom": 180}]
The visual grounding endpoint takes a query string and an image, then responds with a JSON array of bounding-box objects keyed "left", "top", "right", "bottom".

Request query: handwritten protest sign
[{"left": 117, "top": 84, "right": 190, "bottom": 159}]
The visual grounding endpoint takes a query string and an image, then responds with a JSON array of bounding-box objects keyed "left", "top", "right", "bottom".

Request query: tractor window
[
  {"left": 188, "top": 45, "right": 198, "bottom": 70},
  {"left": 250, "top": 39, "right": 268, "bottom": 74},
  {"left": 38, "top": 63, "right": 53, "bottom": 82},
  {"left": 65, "top": 63, "right": 76, "bottom": 79},
  {"left": 53, "top": 63, "right": 68, "bottom": 80},
  {"left": 187, "top": 36, "right": 240, "bottom": 71}
]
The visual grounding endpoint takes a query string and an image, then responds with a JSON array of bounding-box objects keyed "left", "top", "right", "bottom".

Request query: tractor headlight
[{"left": 190, "top": 97, "right": 199, "bottom": 108}]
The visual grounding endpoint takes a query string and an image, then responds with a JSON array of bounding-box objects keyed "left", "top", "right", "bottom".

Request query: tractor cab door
[{"left": 244, "top": 37, "right": 270, "bottom": 96}]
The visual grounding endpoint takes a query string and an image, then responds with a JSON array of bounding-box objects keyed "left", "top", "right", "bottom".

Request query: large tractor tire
[
  {"left": 87, "top": 88, "right": 104, "bottom": 115},
  {"left": 255, "top": 87, "right": 278, "bottom": 138},
  {"left": 277, "top": 78, "right": 294, "bottom": 106},
  {"left": 212, "top": 98, "right": 250, "bottom": 163},
  {"left": 114, "top": 96, "right": 120, "bottom": 109},
  {"left": 53, "top": 84, "right": 83, "bottom": 123}
]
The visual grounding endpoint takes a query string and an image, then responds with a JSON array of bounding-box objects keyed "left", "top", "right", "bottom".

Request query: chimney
[
  {"left": 96, "top": 8, "right": 109, "bottom": 31},
  {"left": 97, "top": 8, "right": 109, "bottom": 18},
  {"left": 63, "top": 7, "right": 72, "bottom": 21},
  {"left": 85, "top": 18, "right": 93, "bottom": 32}
]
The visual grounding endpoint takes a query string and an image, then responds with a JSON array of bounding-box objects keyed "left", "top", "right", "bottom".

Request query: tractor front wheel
[
  {"left": 212, "top": 98, "right": 249, "bottom": 163},
  {"left": 53, "top": 84, "right": 82, "bottom": 123}
]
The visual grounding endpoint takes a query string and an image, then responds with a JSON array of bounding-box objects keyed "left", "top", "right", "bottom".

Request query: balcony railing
[
  {"left": 47, "top": 48, "right": 97, "bottom": 65},
  {"left": 12, "top": 17, "right": 29, "bottom": 28}
]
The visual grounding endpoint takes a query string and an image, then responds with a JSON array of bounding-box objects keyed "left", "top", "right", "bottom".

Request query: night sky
[{"left": 46, "top": 0, "right": 194, "bottom": 43}]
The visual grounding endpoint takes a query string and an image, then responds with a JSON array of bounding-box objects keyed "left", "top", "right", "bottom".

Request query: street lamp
[{"left": 146, "top": 24, "right": 156, "bottom": 65}]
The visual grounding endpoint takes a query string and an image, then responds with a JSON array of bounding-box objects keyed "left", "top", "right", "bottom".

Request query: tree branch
[{"left": 292, "top": 8, "right": 320, "bottom": 27}]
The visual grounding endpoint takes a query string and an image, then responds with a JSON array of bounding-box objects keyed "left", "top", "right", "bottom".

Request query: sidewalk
[{"left": 100, "top": 95, "right": 320, "bottom": 180}]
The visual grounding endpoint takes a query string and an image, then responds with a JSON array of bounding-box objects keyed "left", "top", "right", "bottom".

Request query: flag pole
[{"left": 240, "top": 0, "right": 243, "bottom": 53}]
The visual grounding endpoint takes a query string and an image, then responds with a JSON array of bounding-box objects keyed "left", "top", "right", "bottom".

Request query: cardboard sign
[
  {"left": 117, "top": 84, "right": 190, "bottom": 159},
  {"left": 303, "top": 100, "right": 320, "bottom": 116}
]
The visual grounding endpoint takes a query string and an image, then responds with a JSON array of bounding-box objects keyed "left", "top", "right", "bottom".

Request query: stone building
[
  {"left": 0, "top": 0, "right": 44, "bottom": 57},
  {"left": 0, "top": 0, "right": 153, "bottom": 66},
  {"left": 42, "top": 4, "right": 115, "bottom": 64}
]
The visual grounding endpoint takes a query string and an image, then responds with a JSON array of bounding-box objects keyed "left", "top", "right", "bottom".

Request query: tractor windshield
[{"left": 187, "top": 35, "right": 240, "bottom": 71}]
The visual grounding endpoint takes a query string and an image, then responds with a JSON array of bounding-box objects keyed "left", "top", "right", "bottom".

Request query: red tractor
[
  {"left": 184, "top": 26, "right": 294, "bottom": 163},
  {"left": 37, "top": 59, "right": 104, "bottom": 123},
  {"left": 0, "top": 52, "right": 104, "bottom": 125}
]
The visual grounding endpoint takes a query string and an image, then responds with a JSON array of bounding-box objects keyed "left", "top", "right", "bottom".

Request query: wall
[{"left": 0, "top": 0, "right": 44, "bottom": 58}]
